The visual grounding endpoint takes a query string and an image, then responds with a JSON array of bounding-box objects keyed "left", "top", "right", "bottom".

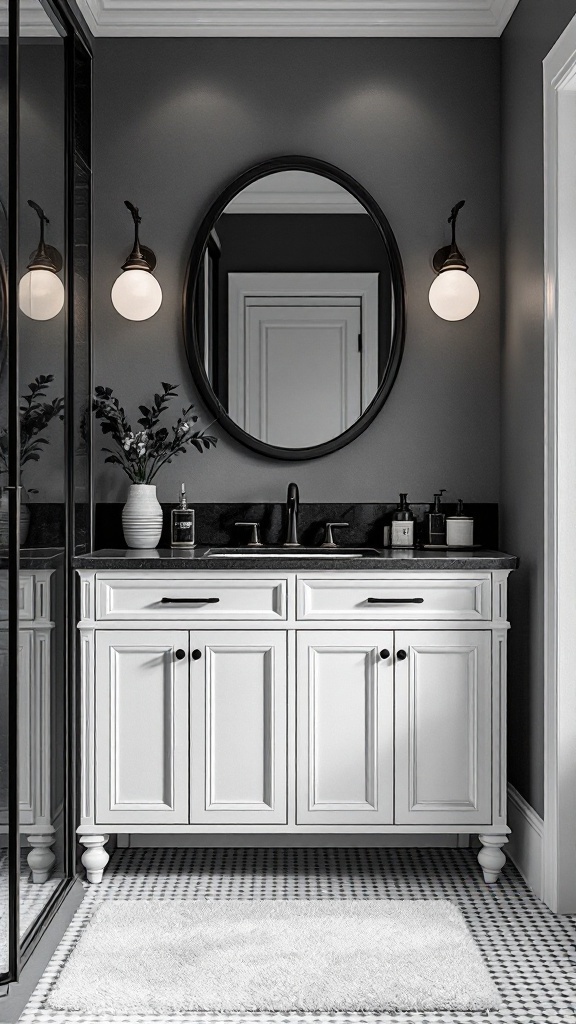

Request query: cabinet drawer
[
  {"left": 96, "top": 577, "right": 287, "bottom": 621},
  {"left": 297, "top": 577, "right": 491, "bottom": 621}
]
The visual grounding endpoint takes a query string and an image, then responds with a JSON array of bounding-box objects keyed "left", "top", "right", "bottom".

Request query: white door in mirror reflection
[{"left": 228, "top": 273, "right": 378, "bottom": 449}]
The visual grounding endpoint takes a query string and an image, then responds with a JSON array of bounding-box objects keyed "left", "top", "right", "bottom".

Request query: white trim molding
[
  {"left": 75, "top": 0, "right": 520, "bottom": 37},
  {"left": 506, "top": 785, "right": 544, "bottom": 902},
  {"left": 543, "top": 12, "right": 576, "bottom": 915}
]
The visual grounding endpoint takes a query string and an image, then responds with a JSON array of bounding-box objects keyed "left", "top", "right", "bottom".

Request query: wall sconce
[
  {"left": 111, "top": 201, "right": 162, "bottom": 321},
  {"left": 18, "top": 200, "right": 65, "bottom": 321},
  {"left": 429, "top": 200, "right": 479, "bottom": 321}
]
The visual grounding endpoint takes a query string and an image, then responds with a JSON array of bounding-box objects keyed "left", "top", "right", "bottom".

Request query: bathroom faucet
[{"left": 284, "top": 482, "right": 300, "bottom": 547}]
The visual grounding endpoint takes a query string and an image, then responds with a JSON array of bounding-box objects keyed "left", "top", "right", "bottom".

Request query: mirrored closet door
[
  {"left": 0, "top": 0, "right": 92, "bottom": 985},
  {"left": 18, "top": 0, "right": 67, "bottom": 940}
]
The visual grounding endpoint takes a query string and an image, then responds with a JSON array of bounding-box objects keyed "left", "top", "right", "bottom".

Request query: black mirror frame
[{"left": 183, "top": 155, "right": 406, "bottom": 461}]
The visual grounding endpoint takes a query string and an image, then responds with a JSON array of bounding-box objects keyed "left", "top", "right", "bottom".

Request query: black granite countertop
[
  {"left": 0, "top": 547, "right": 65, "bottom": 570},
  {"left": 72, "top": 547, "right": 519, "bottom": 571}
]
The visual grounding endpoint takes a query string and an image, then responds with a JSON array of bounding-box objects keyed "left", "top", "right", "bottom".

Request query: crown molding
[
  {"left": 74, "top": 0, "right": 521, "bottom": 37},
  {"left": 14, "top": 0, "right": 65, "bottom": 37},
  {"left": 225, "top": 170, "right": 367, "bottom": 213}
]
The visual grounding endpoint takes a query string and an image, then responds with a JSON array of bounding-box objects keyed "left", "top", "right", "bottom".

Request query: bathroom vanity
[{"left": 74, "top": 547, "right": 516, "bottom": 885}]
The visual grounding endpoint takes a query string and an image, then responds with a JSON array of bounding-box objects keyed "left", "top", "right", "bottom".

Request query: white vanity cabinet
[
  {"left": 0, "top": 569, "right": 57, "bottom": 882},
  {"left": 76, "top": 567, "right": 511, "bottom": 886}
]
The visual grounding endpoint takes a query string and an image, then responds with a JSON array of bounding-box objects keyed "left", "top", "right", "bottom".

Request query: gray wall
[
  {"left": 501, "top": 0, "right": 576, "bottom": 816},
  {"left": 92, "top": 38, "right": 501, "bottom": 504},
  {"left": 19, "top": 41, "right": 66, "bottom": 502}
]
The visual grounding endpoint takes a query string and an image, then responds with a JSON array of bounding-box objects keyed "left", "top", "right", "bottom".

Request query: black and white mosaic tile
[
  {"left": 18, "top": 846, "right": 576, "bottom": 1024},
  {"left": 0, "top": 852, "right": 61, "bottom": 966}
]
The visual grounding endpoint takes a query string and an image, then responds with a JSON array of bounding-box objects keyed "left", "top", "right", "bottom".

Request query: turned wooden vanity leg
[
  {"left": 26, "top": 832, "right": 56, "bottom": 883},
  {"left": 477, "top": 834, "right": 508, "bottom": 883},
  {"left": 80, "top": 834, "right": 109, "bottom": 883}
]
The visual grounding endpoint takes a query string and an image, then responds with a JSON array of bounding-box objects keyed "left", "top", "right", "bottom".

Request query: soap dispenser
[
  {"left": 446, "top": 499, "right": 474, "bottom": 547},
  {"left": 425, "top": 489, "right": 446, "bottom": 545},
  {"left": 391, "top": 493, "right": 414, "bottom": 548},
  {"left": 171, "top": 483, "right": 196, "bottom": 549}
]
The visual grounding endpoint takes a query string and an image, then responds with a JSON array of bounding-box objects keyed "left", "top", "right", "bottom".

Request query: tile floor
[
  {"left": 0, "top": 853, "right": 61, "bottom": 969},
  {"left": 18, "top": 846, "right": 576, "bottom": 1024}
]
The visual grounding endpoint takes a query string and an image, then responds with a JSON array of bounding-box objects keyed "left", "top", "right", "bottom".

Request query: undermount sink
[{"left": 204, "top": 546, "right": 382, "bottom": 558}]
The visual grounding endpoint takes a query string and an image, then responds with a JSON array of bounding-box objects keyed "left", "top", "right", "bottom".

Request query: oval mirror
[{"left": 184, "top": 157, "right": 405, "bottom": 460}]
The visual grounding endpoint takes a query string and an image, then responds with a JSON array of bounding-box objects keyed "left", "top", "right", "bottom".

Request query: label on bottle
[
  {"left": 391, "top": 521, "right": 414, "bottom": 547},
  {"left": 171, "top": 508, "right": 196, "bottom": 548}
]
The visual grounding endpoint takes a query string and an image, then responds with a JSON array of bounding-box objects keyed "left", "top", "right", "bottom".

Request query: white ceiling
[{"left": 74, "top": 0, "right": 521, "bottom": 37}]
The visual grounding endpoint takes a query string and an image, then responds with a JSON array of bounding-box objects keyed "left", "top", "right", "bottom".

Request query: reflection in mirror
[
  {"left": 0, "top": 0, "right": 9, "bottom": 976},
  {"left": 188, "top": 165, "right": 404, "bottom": 457},
  {"left": 17, "top": 0, "right": 65, "bottom": 940}
]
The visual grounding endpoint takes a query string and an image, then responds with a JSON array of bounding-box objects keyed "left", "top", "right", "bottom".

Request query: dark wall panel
[{"left": 92, "top": 37, "right": 501, "bottom": 506}]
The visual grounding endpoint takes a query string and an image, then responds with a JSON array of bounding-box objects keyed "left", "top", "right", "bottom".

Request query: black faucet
[{"left": 284, "top": 482, "right": 300, "bottom": 547}]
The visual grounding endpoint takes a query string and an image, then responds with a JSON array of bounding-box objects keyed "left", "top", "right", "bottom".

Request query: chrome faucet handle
[
  {"left": 235, "top": 522, "right": 262, "bottom": 547},
  {"left": 322, "top": 522, "right": 350, "bottom": 548}
]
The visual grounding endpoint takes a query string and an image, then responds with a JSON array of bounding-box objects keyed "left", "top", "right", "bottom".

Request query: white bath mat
[{"left": 47, "top": 899, "right": 501, "bottom": 1014}]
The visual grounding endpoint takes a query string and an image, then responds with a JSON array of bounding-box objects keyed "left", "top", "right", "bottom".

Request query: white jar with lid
[{"left": 446, "top": 499, "right": 474, "bottom": 547}]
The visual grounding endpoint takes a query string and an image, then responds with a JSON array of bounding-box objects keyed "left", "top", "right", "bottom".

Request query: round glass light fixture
[
  {"left": 111, "top": 201, "right": 162, "bottom": 321},
  {"left": 19, "top": 200, "right": 65, "bottom": 321},
  {"left": 111, "top": 268, "right": 162, "bottom": 321},
  {"left": 429, "top": 200, "right": 479, "bottom": 322}
]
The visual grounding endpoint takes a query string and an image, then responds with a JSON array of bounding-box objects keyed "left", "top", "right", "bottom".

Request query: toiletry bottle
[
  {"left": 171, "top": 484, "right": 196, "bottom": 549},
  {"left": 425, "top": 489, "right": 446, "bottom": 545},
  {"left": 446, "top": 499, "right": 474, "bottom": 547},
  {"left": 391, "top": 493, "right": 414, "bottom": 547}
]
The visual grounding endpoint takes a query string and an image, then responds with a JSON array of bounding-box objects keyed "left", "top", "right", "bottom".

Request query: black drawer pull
[
  {"left": 367, "top": 597, "right": 424, "bottom": 604},
  {"left": 380, "top": 649, "right": 390, "bottom": 659},
  {"left": 175, "top": 649, "right": 186, "bottom": 660},
  {"left": 397, "top": 650, "right": 408, "bottom": 660},
  {"left": 191, "top": 649, "right": 202, "bottom": 661},
  {"left": 161, "top": 597, "right": 220, "bottom": 604}
]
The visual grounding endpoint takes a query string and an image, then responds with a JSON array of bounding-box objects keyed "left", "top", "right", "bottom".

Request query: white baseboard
[
  {"left": 507, "top": 784, "right": 544, "bottom": 900},
  {"left": 118, "top": 834, "right": 467, "bottom": 849}
]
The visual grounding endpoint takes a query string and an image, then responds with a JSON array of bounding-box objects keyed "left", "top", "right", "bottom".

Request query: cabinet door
[
  {"left": 95, "top": 630, "right": 189, "bottom": 824},
  {"left": 297, "top": 631, "right": 394, "bottom": 824},
  {"left": 395, "top": 630, "right": 492, "bottom": 825},
  {"left": 190, "top": 631, "right": 287, "bottom": 824}
]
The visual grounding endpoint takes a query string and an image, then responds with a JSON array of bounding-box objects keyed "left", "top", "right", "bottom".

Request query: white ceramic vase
[{"left": 122, "top": 483, "right": 163, "bottom": 549}]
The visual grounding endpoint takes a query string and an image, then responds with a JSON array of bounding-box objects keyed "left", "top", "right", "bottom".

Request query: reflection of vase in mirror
[{"left": 187, "top": 163, "right": 405, "bottom": 458}]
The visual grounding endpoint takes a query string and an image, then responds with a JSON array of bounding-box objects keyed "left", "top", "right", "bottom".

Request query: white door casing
[
  {"left": 190, "top": 631, "right": 287, "bottom": 824},
  {"left": 296, "top": 631, "right": 394, "bottom": 824},
  {"left": 543, "top": 12, "right": 576, "bottom": 914},
  {"left": 95, "top": 631, "right": 189, "bottom": 824},
  {"left": 395, "top": 630, "right": 492, "bottom": 825}
]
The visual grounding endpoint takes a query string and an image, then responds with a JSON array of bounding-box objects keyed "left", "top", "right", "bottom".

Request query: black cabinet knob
[
  {"left": 191, "top": 649, "right": 202, "bottom": 661},
  {"left": 380, "top": 649, "right": 390, "bottom": 659},
  {"left": 397, "top": 649, "right": 407, "bottom": 660},
  {"left": 175, "top": 649, "right": 186, "bottom": 660}
]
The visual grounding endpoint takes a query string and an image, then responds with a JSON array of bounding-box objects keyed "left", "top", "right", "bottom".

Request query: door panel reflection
[
  {"left": 0, "top": 0, "right": 11, "bottom": 976},
  {"left": 17, "top": 0, "right": 65, "bottom": 939}
]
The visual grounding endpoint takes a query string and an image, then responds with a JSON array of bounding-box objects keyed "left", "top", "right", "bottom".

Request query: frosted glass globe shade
[
  {"left": 429, "top": 268, "right": 480, "bottom": 321},
  {"left": 111, "top": 268, "right": 162, "bottom": 321},
  {"left": 19, "top": 269, "right": 65, "bottom": 320}
]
